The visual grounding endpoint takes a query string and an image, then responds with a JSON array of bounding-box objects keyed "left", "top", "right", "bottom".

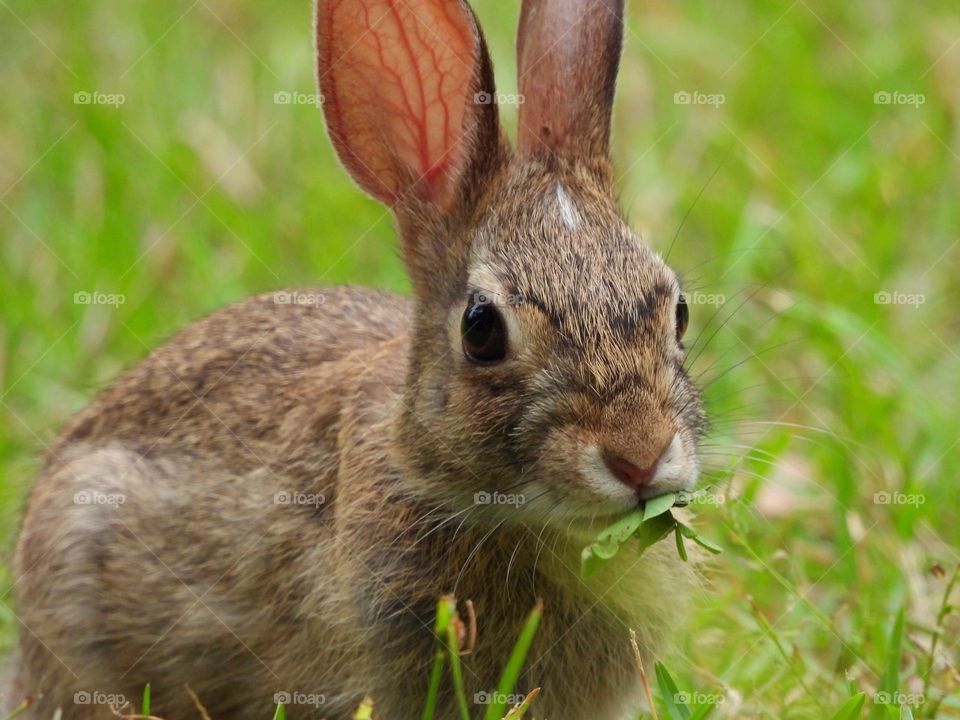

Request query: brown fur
[{"left": 13, "top": 0, "right": 706, "bottom": 718}]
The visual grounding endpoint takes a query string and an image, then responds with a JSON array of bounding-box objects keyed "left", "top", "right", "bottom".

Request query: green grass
[{"left": 2, "top": 0, "right": 959, "bottom": 717}]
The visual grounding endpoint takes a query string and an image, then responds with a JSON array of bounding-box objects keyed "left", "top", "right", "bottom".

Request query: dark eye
[
  {"left": 675, "top": 294, "right": 689, "bottom": 341},
  {"left": 461, "top": 301, "right": 507, "bottom": 363}
]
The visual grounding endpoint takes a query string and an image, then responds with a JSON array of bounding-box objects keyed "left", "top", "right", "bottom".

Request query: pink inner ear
[{"left": 320, "top": 0, "right": 477, "bottom": 206}]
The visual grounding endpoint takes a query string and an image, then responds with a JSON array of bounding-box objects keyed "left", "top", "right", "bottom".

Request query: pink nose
[{"left": 603, "top": 451, "right": 658, "bottom": 489}]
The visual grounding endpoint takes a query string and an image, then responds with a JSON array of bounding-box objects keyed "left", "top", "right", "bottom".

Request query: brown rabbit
[{"left": 12, "top": 0, "right": 706, "bottom": 717}]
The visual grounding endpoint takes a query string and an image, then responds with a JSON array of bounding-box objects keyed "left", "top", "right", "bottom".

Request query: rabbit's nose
[
  {"left": 602, "top": 452, "right": 658, "bottom": 489},
  {"left": 601, "top": 435, "right": 674, "bottom": 490}
]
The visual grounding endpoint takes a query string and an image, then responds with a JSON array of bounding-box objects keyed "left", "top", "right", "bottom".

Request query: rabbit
[{"left": 12, "top": 0, "right": 707, "bottom": 717}]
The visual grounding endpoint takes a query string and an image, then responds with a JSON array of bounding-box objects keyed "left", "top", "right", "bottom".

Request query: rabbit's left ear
[
  {"left": 316, "top": 0, "right": 500, "bottom": 212},
  {"left": 516, "top": 0, "right": 624, "bottom": 160}
]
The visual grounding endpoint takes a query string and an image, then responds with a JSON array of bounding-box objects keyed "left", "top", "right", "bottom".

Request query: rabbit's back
[
  {"left": 55, "top": 285, "right": 409, "bottom": 461},
  {"left": 13, "top": 286, "right": 411, "bottom": 719}
]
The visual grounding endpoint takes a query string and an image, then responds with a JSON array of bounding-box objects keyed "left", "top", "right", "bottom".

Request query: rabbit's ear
[
  {"left": 516, "top": 0, "right": 624, "bottom": 160},
  {"left": 316, "top": 0, "right": 500, "bottom": 211}
]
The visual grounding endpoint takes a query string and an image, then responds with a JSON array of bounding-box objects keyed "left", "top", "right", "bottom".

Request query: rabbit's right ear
[
  {"left": 316, "top": 0, "right": 500, "bottom": 213},
  {"left": 516, "top": 0, "right": 624, "bottom": 160}
]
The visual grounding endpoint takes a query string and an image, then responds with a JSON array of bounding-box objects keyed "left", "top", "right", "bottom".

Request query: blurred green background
[{"left": 1, "top": 0, "right": 959, "bottom": 717}]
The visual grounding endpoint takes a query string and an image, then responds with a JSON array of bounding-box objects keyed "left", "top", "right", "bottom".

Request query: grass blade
[
  {"left": 421, "top": 642, "right": 447, "bottom": 720},
  {"left": 654, "top": 662, "right": 691, "bottom": 720},
  {"left": 883, "top": 609, "right": 905, "bottom": 691},
  {"left": 353, "top": 697, "right": 375, "bottom": 719},
  {"left": 141, "top": 683, "right": 151, "bottom": 717},
  {"left": 185, "top": 685, "right": 213, "bottom": 720},
  {"left": 921, "top": 562, "right": 960, "bottom": 719},
  {"left": 829, "top": 693, "right": 866, "bottom": 720},
  {"left": 421, "top": 596, "right": 457, "bottom": 720},
  {"left": 870, "top": 609, "right": 904, "bottom": 720},
  {"left": 1, "top": 697, "right": 35, "bottom": 720},
  {"left": 689, "top": 705, "right": 717, "bottom": 720},
  {"left": 674, "top": 525, "right": 688, "bottom": 561},
  {"left": 503, "top": 687, "right": 541, "bottom": 719},
  {"left": 676, "top": 522, "right": 722, "bottom": 555},
  {"left": 483, "top": 600, "right": 544, "bottom": 720},
  {"left": 442, "top": 599, "right": 473, "bottom": 720},
  {"left": 629, "top": 629, "right": 659, "bottom": 720},
  {"left": 749, "top": 599, "right": 823, "bottom": 711}
]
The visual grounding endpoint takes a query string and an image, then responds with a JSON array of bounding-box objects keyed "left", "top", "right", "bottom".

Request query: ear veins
[
  {"left": 382, "top": 1, "right": 434, "bottom": 182},
  {"left": 320, "top": 0, "right": 475, "bottom": 206},
  {"left": 320, "top": 3, "right": 386, "bottom": 200}
]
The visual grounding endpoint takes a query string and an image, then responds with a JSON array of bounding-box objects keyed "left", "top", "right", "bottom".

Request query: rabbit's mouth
[
  {"left": 576, "top": 436, "right": 700, "bottom": 507},
  {"left": 500, "top": 423, "right": 701, "bottom": 529}
]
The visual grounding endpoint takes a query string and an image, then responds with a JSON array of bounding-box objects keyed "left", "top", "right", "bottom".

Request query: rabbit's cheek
[{"left": 533, "top": 425, "right": 639, "bottom": 512}]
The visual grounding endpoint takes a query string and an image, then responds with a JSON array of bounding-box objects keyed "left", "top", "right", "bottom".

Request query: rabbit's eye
[
  {"left": 675, "top": 295, "right": 689, "bottom": 341},
  {"left": 462, "top": 302, "right": 507, "bottom": 363}
]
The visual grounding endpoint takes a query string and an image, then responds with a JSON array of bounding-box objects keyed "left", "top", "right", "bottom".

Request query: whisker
[{"left": 665, "top": 142, "right": 733, "bottom": 263}]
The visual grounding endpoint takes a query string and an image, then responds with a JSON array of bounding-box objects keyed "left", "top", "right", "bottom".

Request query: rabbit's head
[{"left": 316, "top": 0, "right": 705, "bottom": 525}]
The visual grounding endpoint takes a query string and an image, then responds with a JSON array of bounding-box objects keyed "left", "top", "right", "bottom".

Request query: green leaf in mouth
[
  {"left": 643, "top": 492, "right": 679, "bottom": 521},
  {"left": 579, "top": 492, "right": 722, "bottom": 578}
]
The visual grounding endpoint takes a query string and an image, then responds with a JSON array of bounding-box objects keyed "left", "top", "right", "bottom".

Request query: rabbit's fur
[{"left": 13, "top": 0, "right": 707, "bottom": 718}]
